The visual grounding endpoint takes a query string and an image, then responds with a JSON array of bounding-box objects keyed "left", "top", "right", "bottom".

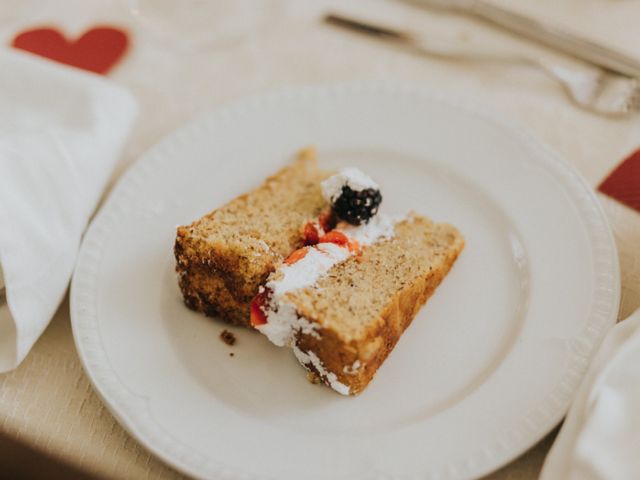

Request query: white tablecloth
[{"left": 0, "top": 0, "right": 639, "bottom": 478}]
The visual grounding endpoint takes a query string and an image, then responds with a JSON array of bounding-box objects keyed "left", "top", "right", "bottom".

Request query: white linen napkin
[
  {"left": 0, "top": 50, "right": 137, "bottom": 372},
  {"left": 541, "top": 307, "right": 640, "bottom": 479}
]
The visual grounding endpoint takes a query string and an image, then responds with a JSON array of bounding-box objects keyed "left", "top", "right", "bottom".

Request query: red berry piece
[
  {"left": 285, "top": 247, "right": 309, "bottom": 265},
  {"left": 302, "top": 222, "right": 320, "bottom": 246},
  {"left": 348, "top": 239, "right": 361, "bottom": 254},
  {"left": 318, "top": 211, "right": 336, "bottom": 233},
  {"left": 250, "top": 291, "right": 268, "bottom": 326},
  {"left": 319, "top": 230, "right": 349, "bottom": 247}
]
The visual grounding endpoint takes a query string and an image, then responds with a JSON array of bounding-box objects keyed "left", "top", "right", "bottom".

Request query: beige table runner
[{"left": 1, "top": 0, "right": 639, "bottom": 478}]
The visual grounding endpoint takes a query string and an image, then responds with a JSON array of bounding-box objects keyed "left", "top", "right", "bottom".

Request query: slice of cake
[
  {"left": 176, "top": 147, "right": 464, "bottom": 395},
  {"left": 174, "top": 147, "right": 330, "bottom": 326},
  {"left": 251, "top": 213, "right": 463, "bottom": 395}
]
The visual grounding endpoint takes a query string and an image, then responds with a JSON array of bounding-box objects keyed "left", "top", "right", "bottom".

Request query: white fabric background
[{"left": 0, "top": 0, "right": 639, "bottom": 478}]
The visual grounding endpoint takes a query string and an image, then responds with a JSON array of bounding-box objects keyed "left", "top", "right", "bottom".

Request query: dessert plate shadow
[{"left": 71, "top": 84, "right": 619, "bottom": 480}]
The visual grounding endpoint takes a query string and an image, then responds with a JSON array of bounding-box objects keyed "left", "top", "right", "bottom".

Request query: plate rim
[{"left": 70, "top": 82, "right": 620, "bottom": 480}]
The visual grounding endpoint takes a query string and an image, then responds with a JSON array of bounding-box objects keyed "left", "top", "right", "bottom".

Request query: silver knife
[{"left": 402, "top": 0, "right": 640, "bottom": 78}]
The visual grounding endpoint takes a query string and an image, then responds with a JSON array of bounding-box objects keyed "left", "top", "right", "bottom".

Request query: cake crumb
[
  {"left": 306, "top": 371, "right": 322, "bottom": 384},
  {"left": 219, "top": 329, "right": 236, "bottom": 346}
]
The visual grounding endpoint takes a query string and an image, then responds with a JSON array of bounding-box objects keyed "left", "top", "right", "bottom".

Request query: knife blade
[{"left": 403, "top": 0, "right": 640, "bottom": 78}]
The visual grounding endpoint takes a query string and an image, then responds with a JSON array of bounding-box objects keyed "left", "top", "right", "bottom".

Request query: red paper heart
[
  {"left": 11, "top": 26, "right": 128, "bottom": 75},
  {"left": 599, "top": 148, "right": 640, "bottom": 213}
]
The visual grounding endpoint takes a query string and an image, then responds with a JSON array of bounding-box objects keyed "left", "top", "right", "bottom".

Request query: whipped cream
[
  {"left": 293, "top": 345, "right": 350, "bottom": 395},
  {"left": 256, "top": 296, "right": 319, "bottom": 347},
  {"left": 321, "top": 167, "right": 379, "bottom": 203},
  {"left": 336, "top": 214, "right": 397, "bottom": 245},
  {"left": 269, "top": 243, "right": 350, "bottom": 298}
]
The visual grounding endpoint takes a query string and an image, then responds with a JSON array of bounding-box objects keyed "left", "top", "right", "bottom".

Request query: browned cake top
[{"left": 287, "top": 214, "right": 464, "bottom": 342}]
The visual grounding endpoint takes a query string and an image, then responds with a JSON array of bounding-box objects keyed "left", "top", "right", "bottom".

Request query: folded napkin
[
  {"left": 0, "top": 50, "right": 137, "bottom": 372},
  {"left": 541, "top": 307, "right": 640, "bottom": 479}
]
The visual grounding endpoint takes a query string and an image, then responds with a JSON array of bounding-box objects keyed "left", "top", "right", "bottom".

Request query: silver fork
[
  {"left": 411, "top": 36, "right": 640, "bottom": 117},
  {"left": 325, "top": 14, "right": 640, "bottom": 117}
]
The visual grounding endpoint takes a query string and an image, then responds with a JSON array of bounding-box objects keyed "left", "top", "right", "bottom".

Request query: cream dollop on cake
[{"left": 321, "top": 167, "right": 379, "bottom": 203}]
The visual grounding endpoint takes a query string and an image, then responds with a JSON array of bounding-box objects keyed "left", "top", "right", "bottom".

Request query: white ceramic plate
[{"left": 71, "top": 84, "right": 619, "bottom": 480}]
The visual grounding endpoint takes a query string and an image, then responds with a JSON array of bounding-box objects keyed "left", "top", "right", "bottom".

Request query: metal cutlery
[
  {"left": 403, "top": 0, "right": 640, "bottom": 79},
  {"left": 325, "top": 14, "right": 640, "bottom": 117}
]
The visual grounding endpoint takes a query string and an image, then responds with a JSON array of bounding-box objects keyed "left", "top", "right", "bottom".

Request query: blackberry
[{"left": 332, "top": 185, "right": 382, "bottom": 225}]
